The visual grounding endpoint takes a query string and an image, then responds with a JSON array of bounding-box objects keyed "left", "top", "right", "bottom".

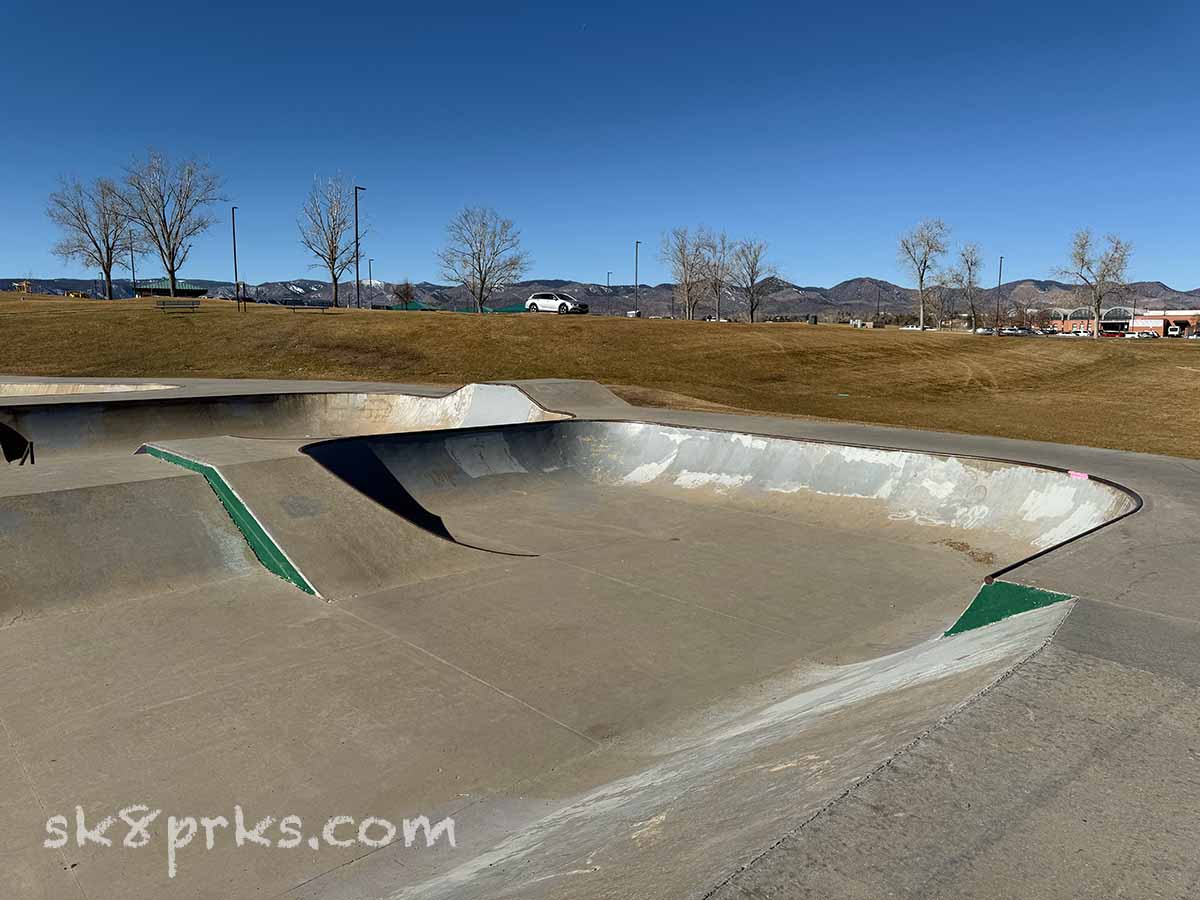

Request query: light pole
[
  {"left": 995, "top": 255, "right": 1004, "bottom": 332},
  {"left": 354, "top": 185, "right": 366, "bottom": 308},
  {"left": 231, "top": 206, "right": 241, "bottom": 310},
  {"left": 368, "top": 258, "right": 374, "bottom": 290},
  {"left": 634, "top": 241, "right": 640, "bottom": 315},
  {"left": 128, "top": 228, "right": 136, "bottom": 298},
  {"left": 607, "top": 271, "right": 612, "bottom": 289}
]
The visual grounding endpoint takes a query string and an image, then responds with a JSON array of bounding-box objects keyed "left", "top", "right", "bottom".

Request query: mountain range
[{"left": 8, "top": 275, "right": 1200, "bottom": 319}]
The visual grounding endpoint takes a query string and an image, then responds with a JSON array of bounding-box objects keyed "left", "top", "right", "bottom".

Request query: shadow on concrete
[
  {"left": 301, "top": 436, "right": 536, "bottom": 557},
  {"left": 0, "top": 421, "right": 32, "bottom": 464}
]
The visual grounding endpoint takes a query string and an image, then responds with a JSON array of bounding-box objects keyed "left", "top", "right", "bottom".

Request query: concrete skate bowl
[
  {"left": 0, "top": 382, "right": 565, "bottom": 460},
  {"left": 0, "top": 412, "right": 1146, "bottom": 899},
  {"left": 289, "top": 420, "right": 1141, "bottom": 899},
  {"left": 303, "top": 419, "right": 1139, "bottom": 600}
]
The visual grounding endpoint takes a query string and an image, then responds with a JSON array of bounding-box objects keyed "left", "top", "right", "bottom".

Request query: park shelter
[{"left": 134, "top": 279, "right": 207, "bottom": 298}]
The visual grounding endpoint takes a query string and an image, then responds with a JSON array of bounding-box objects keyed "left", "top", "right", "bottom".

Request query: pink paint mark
[{"left": 1068, "top": 470, "right": 1089, "bottom": 480}]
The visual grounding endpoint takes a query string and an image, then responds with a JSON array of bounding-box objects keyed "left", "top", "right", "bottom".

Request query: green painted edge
[
  {"left": 141, "top": 445, "right": 317, "bottom": 595},
  {"left": 944, "top": 580, "right": 1071, "bottom": 636}
]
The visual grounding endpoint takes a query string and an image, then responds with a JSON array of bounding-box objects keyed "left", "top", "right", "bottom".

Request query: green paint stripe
[
  {"left": 141, "top": 445, "right": 317, "bottom": 595},
  {"left": 944, "top": 580, "right": 1071, "bottom": 636}
]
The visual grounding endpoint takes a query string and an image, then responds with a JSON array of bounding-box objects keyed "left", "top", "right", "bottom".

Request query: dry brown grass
[{"left": 3, "top": 291, "right": 1199, "bottom": 457}]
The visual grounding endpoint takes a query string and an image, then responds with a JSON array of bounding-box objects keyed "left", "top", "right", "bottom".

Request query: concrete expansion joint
[{"left": 699, "top": 601, "right": 1076, "bottom": 900}]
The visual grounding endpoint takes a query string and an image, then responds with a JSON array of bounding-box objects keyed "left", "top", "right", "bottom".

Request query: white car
[{"left": 526, "top": 292, "right": 589, "bottom": 314}]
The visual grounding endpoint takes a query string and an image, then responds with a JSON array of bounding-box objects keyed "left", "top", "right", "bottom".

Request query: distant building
[
  {"left": 133, "top": 279, "right": 207, "bottom": 298},
  {"left": 1052, "top": 307, "right": 1200, "bottom": 337}
]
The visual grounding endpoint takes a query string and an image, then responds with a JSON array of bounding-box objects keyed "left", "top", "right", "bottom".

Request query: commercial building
[{"left": 1051, "top": 307, "right": 1200, "bottom": 337}]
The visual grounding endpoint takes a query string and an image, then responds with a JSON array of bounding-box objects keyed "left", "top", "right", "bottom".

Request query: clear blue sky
[{"left": 3, "top": 1, "right": 1198, "bottom": 288}]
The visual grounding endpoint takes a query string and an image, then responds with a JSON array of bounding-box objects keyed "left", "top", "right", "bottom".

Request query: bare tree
[
  {"left": 661, "top": 227, "right": 705, "bottom": 319},
  {"left": 898, "top": 218, "right": 950, "bottom": 329},
  {"left": 437, "top": 207, "right": 530, "bottom": 313},
  {"left": 46, "top": 177, "right": 128, "bottom": 300},
  {"left": 119, "top": 150, "right": 222, "bottom": 297},
  {"left": 391, "top": 279, "right": 416, "bottom": 310},
  {"left": 948, "top": 242, "right": 984, "bottom": 330},
  {"left": 298, "top": 176, "right": 358, "bottom": 307},
  {"left": 925, "top": 274, "right": 956, "bottom": 329},
  {"left": 1057, "top": 229, "right": 1132, "bottom": 340},
  {"left": 698, "top": 228, "right": 734, "bottom": 321},
  {"left": 730, "top": 239, "right": 775, "bottom": 323}
]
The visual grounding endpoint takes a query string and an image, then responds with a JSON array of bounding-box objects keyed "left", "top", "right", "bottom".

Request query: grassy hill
[{"left": 3, "top": 291, "right": 1198, "bottom": 457}]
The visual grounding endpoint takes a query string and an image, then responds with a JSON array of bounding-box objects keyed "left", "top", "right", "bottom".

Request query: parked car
[
  {"left": 526, "top": 292, "right": 589, "bottom": 314},
  {"left": 1136, "top": 330, "right": 1160, "bottom": 339},
  {"left": 1167, "top": 325, "right": 1182, "bottom": 337},
  {"left": 1187, "top": 332, "right": 1200, "bottom": 340},
  {"left": 900, "top": 324, "right": 922, "bottom": 331},
  {"left": 975, "top": 327, "right": 995, "bottom": 335}
]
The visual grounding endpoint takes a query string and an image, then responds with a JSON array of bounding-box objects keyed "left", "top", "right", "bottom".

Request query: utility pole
[
  {"left": 607, "top": 271, "right": 612, "bottom": 289},
  {"left": 354, "top": 185, "right": 366, "bottom": 308},
  {"left": 231, "top": 206, "right": 241, "bottom": 310},
  {"left": 876, "top": 282, "right": 881, "bottom": 321},
  {"left": 634, "top": 241, "right": 640, "bottom": 314},
  {"left": 995, "top": 255, "right": 1004, "bottom": 332},
  {"left": 128, "top": 228, "right": 136, "bottom": 298},
  {"left": 368, "top": 258, "right": 374, "bottom": 291}
]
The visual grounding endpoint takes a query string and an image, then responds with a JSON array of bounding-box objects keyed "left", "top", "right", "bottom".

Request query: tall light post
[
  {"left": 995, "top": 255, "right": 1004, "bottom": 332},
  {"left": 128, "top": 227, "right": 136, "bottom": 298},
  {"left": 368, "top": 258, "right": 374, "bottom": 289},
  {"left": 634, "top": 241, "right": 640, "bottom": 314},
  {"left": 607, "top": 271, "right": 612, "bottom": 289},
  {"left": 231, "top": 206, "right": 241, "bottom": 310},
  {"left": 354, "top": 185, "right": 366, "bottom": 308}
]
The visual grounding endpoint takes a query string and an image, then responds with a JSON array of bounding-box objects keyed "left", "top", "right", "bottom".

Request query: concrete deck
[{"left": 1, "top": 376, "right": 1196, "bottom": 899}]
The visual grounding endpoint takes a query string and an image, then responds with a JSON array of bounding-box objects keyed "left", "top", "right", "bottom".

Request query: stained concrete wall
[
  {"left": 353, "top": 420, "right": 1136, "bottom": 554},
  {"left": 0, "top": 382, "right": 178, "bottom": 396},
  {"left": 0, "top": 383, "right": 564, "bottom": 459}
]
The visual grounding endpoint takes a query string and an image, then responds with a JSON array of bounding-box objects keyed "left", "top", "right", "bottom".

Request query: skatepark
[{"left": 2, "top": 375, "right": 1197, "bottom": 899}]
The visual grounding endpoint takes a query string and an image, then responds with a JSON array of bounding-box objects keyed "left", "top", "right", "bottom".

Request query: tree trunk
[
  {"left": 1094, "top": 294, "right": 1101, "bottom": 340},
  {"left": 331, "top": 276, "right": 339, "bottom": 308},
  {"left": 917, "top": 275, "right": 925, "bottom": 330},
  {"left": 168, "top": 269, "right": 177, "bottom": 298},
  {"left": 103, "top": 269, "right": 113, "bottom": 301}
]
